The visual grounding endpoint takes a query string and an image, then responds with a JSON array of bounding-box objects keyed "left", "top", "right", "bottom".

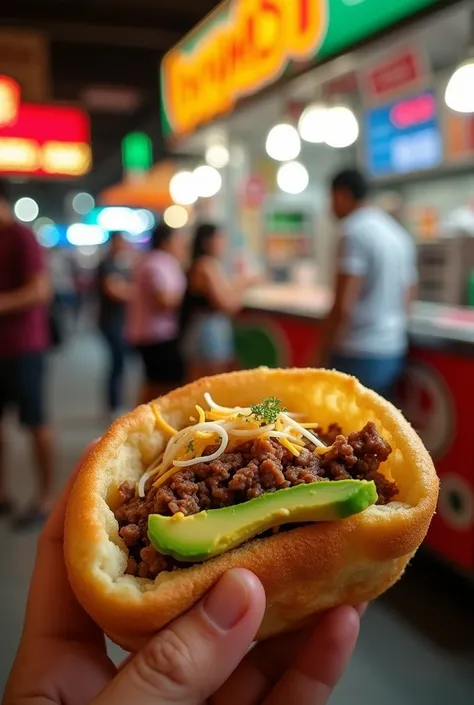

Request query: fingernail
[
  {"left": 356, "top": 603, "right": 368, "bottom": 617},
  {"left": 204, "top": 569, "right": 251, "bottom": 631}
]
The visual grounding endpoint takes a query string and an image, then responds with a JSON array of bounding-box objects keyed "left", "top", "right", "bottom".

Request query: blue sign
[{"left": 365, "top": 90, "right": 443, "bottom": 178}]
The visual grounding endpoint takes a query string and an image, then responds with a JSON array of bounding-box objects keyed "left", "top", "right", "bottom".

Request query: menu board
[{"left": 365, "top": 90, "right": 442, "bottom": 177}]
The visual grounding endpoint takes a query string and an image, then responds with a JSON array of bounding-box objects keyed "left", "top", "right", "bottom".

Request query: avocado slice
[{"left": 148, "top": 480, "right": 377, "bottom": 563}]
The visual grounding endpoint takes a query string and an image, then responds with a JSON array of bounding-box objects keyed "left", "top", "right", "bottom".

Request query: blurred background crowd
[{"left": 1, "top": 0, "right": 474, "bottom": 702}]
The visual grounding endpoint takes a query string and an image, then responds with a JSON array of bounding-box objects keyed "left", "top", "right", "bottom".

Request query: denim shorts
[
  {"left": 330, "top": 353, "right": 405, "bottom": 399},
  {"left": 182, "top": 313, "right": 234, "bottom": 363}
]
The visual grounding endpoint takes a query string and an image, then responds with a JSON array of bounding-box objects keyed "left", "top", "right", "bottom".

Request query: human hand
[{"left": 4, "top": 447, "right": 361, "bottom": 705}]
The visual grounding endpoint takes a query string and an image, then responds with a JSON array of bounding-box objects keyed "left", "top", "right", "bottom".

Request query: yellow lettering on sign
[{"left": 163, "top": 0, "right": 327, "bottom": 137}]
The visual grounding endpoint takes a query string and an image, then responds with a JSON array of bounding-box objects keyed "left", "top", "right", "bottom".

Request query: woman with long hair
[
  {"left": 181, "top": 223, "right": 256, "bottom": 382},
  {"left": 127, "top": 222, "right": 186, "bottom": 403}
]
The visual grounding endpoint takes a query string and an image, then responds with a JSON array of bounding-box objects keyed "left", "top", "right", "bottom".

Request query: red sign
[
  {"left": 364, "top": 48, "right": 425, "bottom": 102},
  {"left": 0, "top": 76, "right": 91, "bottom": 177}
]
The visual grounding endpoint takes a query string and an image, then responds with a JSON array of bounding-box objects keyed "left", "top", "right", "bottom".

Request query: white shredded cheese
[{"left": 279, "top": 412, "right": 325, "bottom": 448}]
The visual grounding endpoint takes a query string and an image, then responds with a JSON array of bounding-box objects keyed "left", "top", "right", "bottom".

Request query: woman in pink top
[{"left": 127, "top": 223, "right": 186, "bottom": 403}]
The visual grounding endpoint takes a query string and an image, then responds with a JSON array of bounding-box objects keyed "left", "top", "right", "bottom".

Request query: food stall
[{"left": 160, "top": 0, "right": 474, "bottom": 577}]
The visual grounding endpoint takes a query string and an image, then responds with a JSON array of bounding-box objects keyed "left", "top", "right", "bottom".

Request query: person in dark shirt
[
  {"left": 0, "top": 179, "right": 54, "bottom": 527},
  {"left": 97, "top": 232, "right": 133, "bottom": 417}
]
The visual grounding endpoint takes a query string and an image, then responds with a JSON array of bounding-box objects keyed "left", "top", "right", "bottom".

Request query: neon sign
[
  {"left": 162, "top": 0, "right": 327, "bottom": 137},
  {"left": 0, "top": 76, "right": 91, "bottom": 177},
  {"left": 161, "top": 0, "right": 444, "bottom": 139}
]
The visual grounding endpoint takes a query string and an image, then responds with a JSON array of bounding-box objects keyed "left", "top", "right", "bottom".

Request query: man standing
[
  {"left": 317, "top": 169, "right": 417, "bottom": 397},
  {"left": 0, "top": 180, "right": 54, "bottom": 527}
]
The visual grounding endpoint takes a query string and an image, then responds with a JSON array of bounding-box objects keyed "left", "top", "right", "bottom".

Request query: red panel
[
  {"left": 399, "top": 347, "right": 474, "bottom": 575},
  {"left": 0, "top": 103, "right": 90, "bottom": 143}
]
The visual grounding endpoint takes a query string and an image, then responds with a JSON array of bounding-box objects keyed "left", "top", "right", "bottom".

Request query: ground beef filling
[{"left": 114, "top": 421, "right": 397, "bottom": 579}]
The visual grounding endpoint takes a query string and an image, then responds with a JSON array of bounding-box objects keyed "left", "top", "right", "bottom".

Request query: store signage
[
  {"left": 365, "top": 89, "right": 442, "bottom": 178},
  {"left": 0, "top": 76, "right": 91, "bottom": 177},
  {"left": 363, "top": 48, "right": 426, "bottom": 102},
  {"left": 162, "top": 0, "right": 327, "bottom": 138},
  {"left": 161, "top": 0, "right": 443, "bottom": 138}
]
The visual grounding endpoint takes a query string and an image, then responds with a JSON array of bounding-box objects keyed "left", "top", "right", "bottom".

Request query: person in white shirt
[{"left": 317, "top": 169, "right": 417, "bottom": 397}]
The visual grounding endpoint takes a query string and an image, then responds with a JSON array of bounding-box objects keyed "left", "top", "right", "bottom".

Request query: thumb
[{"left": 93, "top": 568, "right": 266, "bottom": 705}]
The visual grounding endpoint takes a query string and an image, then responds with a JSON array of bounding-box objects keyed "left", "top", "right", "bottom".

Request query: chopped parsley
[
  {"left": 186, "top": 439, "right": 195, "bottom": 454},
  {"left": 250, "top": 397, "right": 287, "bottom": 425},
  {"left": 215, "top": 434, "right": 222, "bottom": 444}
]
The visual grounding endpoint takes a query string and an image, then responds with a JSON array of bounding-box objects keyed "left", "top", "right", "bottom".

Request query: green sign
[
  {"left": 122, "top": 132, "right": 152, "bottom": 171},
  {"left": 161, "top": 0, "right": 443, "bottom": 139}
]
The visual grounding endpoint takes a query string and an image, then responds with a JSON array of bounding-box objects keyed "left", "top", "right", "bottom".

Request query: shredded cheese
[
  {"left": 204, "top": 392, "right": 251, "bottom": 416},
  {"left": 195, "top": 405, "right": 206, "bottom": 424},
  {"left": 139, "top": 394, "right": 327, "bottom": 496},
  {"left": 279, "top": 412, "right": 325, "bottom": 448},
  {"left": 279, "top": 436, "right": 301, "bottom": 457},
  {"left": 152, "top": 406, "right": 178, "bottom": 436}
]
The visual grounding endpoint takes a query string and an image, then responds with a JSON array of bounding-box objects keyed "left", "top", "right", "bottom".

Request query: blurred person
[
  {"left": 181, "top": 222, "right": 256, "bottom": 381},
  {"left": 49, "top": 246, "right": 78, "bottom": 336},
  {"left": 127, "top": 222, "right": 186, "bottom": 403},
  {"left": 0, "top": 179, "right": 54, "bottom": 526},
  {"left": 4, "top": 443, "right": 362, "bottom": 705},
  {"left": 97, "top": 232, "right": 133, "bottom": 418},
  {"left": 317, "top": 169, "right": 417, "bottom": 397}
]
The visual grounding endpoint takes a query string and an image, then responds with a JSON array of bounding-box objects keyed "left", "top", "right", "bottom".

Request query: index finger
[
  {"left": 23, "top": 442, "right": 103, "bottom": 645},
  {"left": 263, "top": 606, "right": 360, "bottom": 705}
]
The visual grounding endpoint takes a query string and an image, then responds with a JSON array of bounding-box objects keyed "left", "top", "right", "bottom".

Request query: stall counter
[{"left": 235, "top": 285, "right": 474, "bottom": 578}]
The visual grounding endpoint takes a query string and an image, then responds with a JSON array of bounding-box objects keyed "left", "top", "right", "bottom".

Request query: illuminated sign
[
  {"left": 365, "top": 90, "right": 442, "bottom": 177},
  {"left": 0, "top": 76, "right": 91, "bottom": 177},
  {"left": 162, "top": 0, "right": 327, "bottom": 137},
  {"left": 161, "top": 0, "right": 443, "bottom": 138}
]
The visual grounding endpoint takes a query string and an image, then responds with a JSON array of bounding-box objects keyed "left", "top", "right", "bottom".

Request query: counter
[{"left": 235, "top": 285, "right": 474, "bottom": 578}]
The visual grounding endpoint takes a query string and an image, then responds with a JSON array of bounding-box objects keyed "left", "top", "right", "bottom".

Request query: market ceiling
[{"left": 0, "top": 0, "right": 219, "bottom": 212}]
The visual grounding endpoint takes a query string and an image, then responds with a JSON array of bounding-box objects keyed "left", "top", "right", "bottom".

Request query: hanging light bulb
[
  {"left": 265, "top": 123, "right": 301, "bottom": 161},
  {"left": 193, "top": 165, "right": 222, "bottom": 198},
  {"left": 169, "top": 171, "right": 197, "bottom": 205},
  {"left": 324, "top": 106, "right": 359, "bottom": 148},
  {"left": 277, "top": 161, "right": 309, "bottom": 194},
  {"left": 298, "top": 103, "right": 329, "bottom": 143},
  {"left": 205, "top": 144, "right": 230, "bottom": 168},
  {"left": 445, "top": 10, "right": 474, "bottom": 114},
  {"left": 445, "top": 60, "right": 474, "bottom": 113}
]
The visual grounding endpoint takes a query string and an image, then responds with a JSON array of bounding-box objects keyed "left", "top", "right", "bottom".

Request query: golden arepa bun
[{"left": 65, "top": 368, "right": 438, "bottom": 652}]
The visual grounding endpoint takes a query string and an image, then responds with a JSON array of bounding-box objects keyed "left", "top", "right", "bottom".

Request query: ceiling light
[
  {"left": 135, "top": 209, "right": 155, "bottom": 231},
  {"left": 205, "top": 144, "right": 230, "bottom": 168},
  {"left": 325, "top": 107, "right": 359, "bottom": 148},
  {"left": 66, "top": 224, "right": 108, "bottom": 247},
  {"left": 37, "top": 224, "right": 60, "bottom": 248},
  {"left": 33, "top": 217, "right": 54, "bottom": 234},
  {"left": 445, "top": 60, "right": 474, "bottom": 113},
  {"left": 277, "top": 161, "right": 309, "bottom": 194},
  {"left": 72, "top": 192, "right": 95, "bottom": 215},
  {"left": 164, "top": 205, "right": 189, "bottom": 229},
  {"left": 193, "top": 165, "right": 222, "bottom": 198},
  {"left": 14, "top": 197, "right": 39, "bottom": 222},
  {"left": 169, "top": 171, "right": 197, "bottom": 205},
  {"left": 97, "top": 207, "right": 145, "bottom": 235},
  {"left": 298, "top": 103, "right": 329, "bottom": 143},
  {"left": 266, "top": 123, "right": 301, "bottom": 161}
]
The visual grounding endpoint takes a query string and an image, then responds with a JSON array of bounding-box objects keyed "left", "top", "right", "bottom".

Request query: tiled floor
[{"left": 1, "top": 334, "right": 473, "bottom": 703}]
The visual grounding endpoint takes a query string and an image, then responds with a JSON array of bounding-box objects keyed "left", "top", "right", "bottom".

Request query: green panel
[
  {"left": 161, "top": 0, "right": 443, "bottom": 138},
  {"left": 234, "top": 324, "right": 280, "bottom": 369},
  {"left": 122, "top": 132, "right": 152, "bottom": 171}
]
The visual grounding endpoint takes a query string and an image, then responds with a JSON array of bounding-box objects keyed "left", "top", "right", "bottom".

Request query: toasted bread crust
[{"left": 65, "top": 368, "right": 438, "bottom": 652}]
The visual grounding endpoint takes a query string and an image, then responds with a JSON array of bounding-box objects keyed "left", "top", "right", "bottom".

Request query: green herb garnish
[
  {"left": 250, "top": 397, "right": 287, "bottom": 425},
  {"left": 186, "top": 439, "right": 195, "bottom": 454}
]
